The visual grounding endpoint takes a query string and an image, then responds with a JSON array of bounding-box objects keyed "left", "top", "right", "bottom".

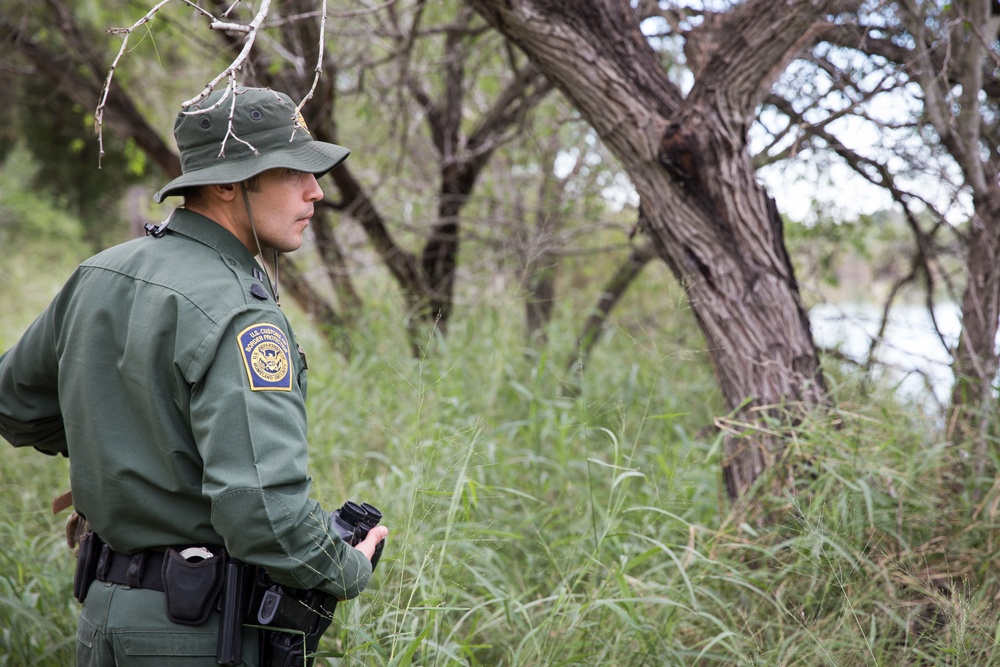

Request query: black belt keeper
[{"left": 96, "top": 545, "right": 166, "bottom": 592}]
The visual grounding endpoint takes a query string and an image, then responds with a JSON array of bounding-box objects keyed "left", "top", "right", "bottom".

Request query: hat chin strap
[{"left": 241, "top": 182, "right": 280, "bottom": 303}]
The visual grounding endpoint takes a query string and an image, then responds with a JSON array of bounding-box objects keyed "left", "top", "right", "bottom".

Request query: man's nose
[{"left": 306, "top": 174, "right": 323, "bottom": 201}]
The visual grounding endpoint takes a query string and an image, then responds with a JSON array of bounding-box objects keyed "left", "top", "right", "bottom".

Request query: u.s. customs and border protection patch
[{"left": 238, "top": 324, "right": 292, "bottom": 391}]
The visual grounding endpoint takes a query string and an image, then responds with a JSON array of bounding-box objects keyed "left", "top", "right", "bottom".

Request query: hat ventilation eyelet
[{"left": 250, "top": 109, "right": 263, "bottom": 121}]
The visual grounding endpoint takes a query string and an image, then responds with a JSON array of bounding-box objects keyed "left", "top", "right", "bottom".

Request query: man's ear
[{"left": 207, "top": 183, "right": 239, "bottom": 202}]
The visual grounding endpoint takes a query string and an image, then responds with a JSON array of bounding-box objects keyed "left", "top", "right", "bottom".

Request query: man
[{"left": 0, "top": 86, "right": 387, "bottom": 666}]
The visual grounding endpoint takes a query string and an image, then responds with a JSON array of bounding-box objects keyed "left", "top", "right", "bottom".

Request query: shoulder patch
[{"left": 238, "top": 324, "right": 292, "bottom": 391}]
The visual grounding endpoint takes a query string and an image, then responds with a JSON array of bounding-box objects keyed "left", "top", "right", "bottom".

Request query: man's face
[{"left": 242, "top": 168, "right": 324, "bottom": 253}]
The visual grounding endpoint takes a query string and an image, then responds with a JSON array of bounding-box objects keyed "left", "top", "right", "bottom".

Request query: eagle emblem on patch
[
  {"left": 293, "top": 109, "right": 311, "bottom": 135},
  {"left": 238, "top": 324, "right": 292, "bottom": 391}
]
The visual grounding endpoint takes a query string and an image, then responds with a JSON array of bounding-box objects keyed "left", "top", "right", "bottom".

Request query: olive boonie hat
[{"left": 153, "top": 87, "right": 349, "bottom": 203}]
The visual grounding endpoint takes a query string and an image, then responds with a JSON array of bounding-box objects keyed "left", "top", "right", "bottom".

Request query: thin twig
[
  {"left": 179, "top": 0, "right": 217, "bottom": 21},
  {"left": 95, "top": 0, "right": 173, "bottom": 165},
  {"left": 221, "top": 1, "right": 242, "bottom": 19},
  {"left": 219, "top": 81, "right": 258, "bottom": 158},
  {"left": 181, "top": 0, "right": 272, "bottom": 109},
  {"left": 295, "top": 0, "right": 329, "bottom": 136}
]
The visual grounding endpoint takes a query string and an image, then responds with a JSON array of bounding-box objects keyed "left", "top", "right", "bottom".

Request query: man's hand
[{"left": 353, "top": 525, "right": 388, "bottom": 562}]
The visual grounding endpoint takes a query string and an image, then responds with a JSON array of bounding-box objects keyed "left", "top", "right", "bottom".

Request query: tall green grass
[{"left": 2, "top": 236, "right": 999, "bottom": 666}]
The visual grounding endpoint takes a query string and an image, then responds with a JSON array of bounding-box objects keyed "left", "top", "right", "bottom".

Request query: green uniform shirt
[{"left": 0, "top": 208, "right": 371, "bottom": 599}]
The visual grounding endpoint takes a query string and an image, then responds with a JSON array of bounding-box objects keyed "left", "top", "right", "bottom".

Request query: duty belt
[
  {"left": 95, "top": 545, "right": 166, "bottom": 591},
  {"left": 74, "top": 532, "right": 337, "bottom": 667}
]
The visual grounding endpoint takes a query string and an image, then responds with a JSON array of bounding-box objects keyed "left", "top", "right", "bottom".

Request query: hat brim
[{"left": 154, "top": 140, "right": 349, "bottom": 203}]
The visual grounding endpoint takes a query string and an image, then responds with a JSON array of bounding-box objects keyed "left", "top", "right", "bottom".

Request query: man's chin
[
  {"left": 262, "top": 241, "right": 302, "bottom": 254},
  {"left": 282, "top": 238, "right": 305, "bottom": 253}
]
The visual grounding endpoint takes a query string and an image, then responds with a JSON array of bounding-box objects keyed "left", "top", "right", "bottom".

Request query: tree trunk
[
  {"left": 412, "top": 28, "right": 554, "bottom": 333},
  {"left": 421, "top": 211, "right": 460, "bottom": 328},
  {"left": 924, "top": 2, "right": 1000, "bottom": 487},
  {"left": 310, "top": 209, "right": 363, "bottom": 320},
  {"left": 277, "top": 255, "right": 352, "bottom": 355},
  {"left": 948, "top": 197, "right": 1000, "bottom": 485},
  {"left": 802, "top": 0, "right": 1000, "bottom": 490},
  {"left": 469, "top": 0, "right": 842, "bottom": 501},
  {"left": 565, "top": 239, "right": 656, "bottom": 393},
  {"left": 525, "top": 260, "right": 556, "bottom": 343}
]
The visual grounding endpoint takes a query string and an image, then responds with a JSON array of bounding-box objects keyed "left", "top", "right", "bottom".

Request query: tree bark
[
  {"left": 469, "top": 0, "right": 843, "bottom": 501},
  {"left": 948, "top": 198, "right": 1000, "bottom": 482},
  {"left": 932, "top": 4, "right": 1000, "bottom": 485}
]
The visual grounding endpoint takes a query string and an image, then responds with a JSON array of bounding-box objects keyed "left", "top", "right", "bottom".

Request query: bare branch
[
  {"left": 95, "top": 0, "right": 276, "bottom": 160},
  {"left": 180, "top": 0, "right": 219, "bottom": 21},
  {"left": 216, "top": 82, "right": 258, "bottom": 157},
  {"left": 296, "top": 0, "right": 328, "bottom": 115},
  {"left": 95, "top": 0, "right": 174, "bottom": 164},
  {"left": 267, "top": 0, "right": 403, "bottom": 26},
  {"left": 182, "top": 0, "right": 272, "bottom": 108},
  {"left": 210, "top": 20, "right": 252, "bottom": 34}
]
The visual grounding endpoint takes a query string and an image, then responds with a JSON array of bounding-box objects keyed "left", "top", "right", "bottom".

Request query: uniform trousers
[{"left": 76, "top": 581, "right": 259, "bottom": 666}]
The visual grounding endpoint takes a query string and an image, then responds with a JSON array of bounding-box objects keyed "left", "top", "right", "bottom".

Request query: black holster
[
  {"left": 249, "top": 571, "right": 337, "bottom": 667},
  {"left": 215, "top": 563, "right": 336, "bottom": 667},
  {"left": 72, "top": 530, "right": 102, "bottom": 603}
]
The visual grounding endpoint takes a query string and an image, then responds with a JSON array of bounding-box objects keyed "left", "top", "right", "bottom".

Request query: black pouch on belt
[
  {"left": 161, "top": 547, "right": 225, "bottom": 625},
  {"left": 72, "top": 530, "right": 102, "bottom": 603}
]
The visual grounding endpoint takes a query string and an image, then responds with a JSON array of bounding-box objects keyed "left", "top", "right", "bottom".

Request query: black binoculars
[{"left": 331, "top": 501, "right": 384, "bottom": 570}]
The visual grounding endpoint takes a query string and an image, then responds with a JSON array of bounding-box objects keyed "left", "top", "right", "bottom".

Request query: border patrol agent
[{"left": 0, "top": 87, "right": 388, "bottom": 666}]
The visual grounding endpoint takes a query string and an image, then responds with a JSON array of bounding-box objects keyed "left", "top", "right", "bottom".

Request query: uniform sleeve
[
  {"left": 0, "top": 302, "right": 68, "bottom": 456},
  {"left": 190, "top": 309, "right": 372, "bottom": 600}
]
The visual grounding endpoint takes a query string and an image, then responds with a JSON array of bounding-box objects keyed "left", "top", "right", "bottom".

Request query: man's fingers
[{"left": 353, "top": 525, "right": 388, "bottom": 560}]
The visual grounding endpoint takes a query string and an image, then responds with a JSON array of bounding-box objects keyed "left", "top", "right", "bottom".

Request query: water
[{"left": 809, "top": 302, "right": 962, "bottom": 408}]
